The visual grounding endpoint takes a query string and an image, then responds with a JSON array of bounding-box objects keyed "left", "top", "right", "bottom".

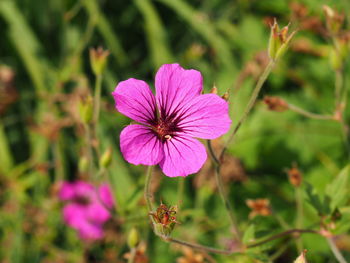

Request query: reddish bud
[{"left": 263, "top": 96, "right": 289, "bottom": 112}]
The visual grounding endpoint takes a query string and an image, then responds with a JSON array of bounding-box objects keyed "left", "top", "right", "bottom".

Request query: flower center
[
  {"left": 73, "top": 195, "right": 90, "bottom": 206},
  {"left": 153, "top": 120, "right": 172, "bottom": 141}
]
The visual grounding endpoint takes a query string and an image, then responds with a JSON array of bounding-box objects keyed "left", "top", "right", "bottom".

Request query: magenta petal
[
  {"left": 120, "top": 124, "right": 164, "bottom": 165},
  {"left": 99, "top": 184, "right": 114, "bottom": 209},
  {"left": 176, "top": 94, "right": 231, "bottom": 139},
  {"left": 112, "top": 78, "right": 157, "bottom": 124},
  {"left": 59, "top": 182, "right": 75, "bottom": 201},
  {"left": 78, "top": 221, "right": 104, "bottom": 240},
  {"left": 159, "top": 136, "right": 207, "bottom": 177},
  {"left": 63, "top": 203, "right": 86, "bottom": 228},
  {"left": 155, "top": 64, "right": 203, "bottom": 117},
  {"left": 86, "top": 203, "right": 111, "bottom": 224}
]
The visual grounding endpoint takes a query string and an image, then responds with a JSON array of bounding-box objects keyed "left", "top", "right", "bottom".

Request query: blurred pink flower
[
  {"left": 59, "top": 181, "right": 114, "bottom": 240},
  {"left": 112, "top": 63, "right": 231, "bottom": 177}
]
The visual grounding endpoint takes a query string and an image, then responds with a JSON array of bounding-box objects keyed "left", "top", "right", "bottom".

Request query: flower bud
[
  {"left": 294, "top": 250, "right": 307, "bottom": 263},
  {"left": 127, "top": 227, "right": 140, "bottom": 249},
  {"left": 222, "top": 91, "right": 229, "bottom": 101},
  {"left": 79, "top": 96, "right": 93, "bottom": 124},
  {"left": 329, "top": 48, "right": 343, "bottom": 70},
  {"left": 89, "top": 47, "right": 110, "bottom": 76},
  {"left": 268, "top": 19, "right": 296, "bottom": 61},
  {"left": 149, "top": 203, "right": 179, "bottom": 238},
  {"left": 323, "top": 5, "right": 344, "bottom": 35},
  {"left": 78, "top": 156, "right": 88, "bottom": 173},
  {"left": 99, "top": 147, "right": 112, "bottom": 168},
  {"left": 286, "top": 165, "right": 302, "bottom": 187},
  {"left": 263, "top": 96, "right": 289, "bottom": 112},
  {"left": 210, "top": 84, "right": 218, "bottom": 95}
]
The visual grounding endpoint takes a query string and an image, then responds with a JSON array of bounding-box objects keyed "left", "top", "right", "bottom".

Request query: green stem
[
  {"left": 85, "top": 123, "right": 94, "bottom": 177},
  {"left": 207, "top": 60, "right": 276, "bottom": 243},
  {"left": 177, "top": 177, "right": 185, "bottom": 207},
  {"left": 93, "top": 74, "right": 103, "bottom": 126},
  {"left": 220, "top": 60, "right": 276, "bottom": 160},
  {"left": 144, "top": 166, "right": 154, "bottom": 211},
  {"left": 208, "top": 139, "right": 240, "bottom": 241},
  {"left": 214, "top": 165, "right": 240, "bottom": 241},
  {"left": 287, "top": 103, "right": 334, "bottom": 120},
  {"left": 246, "top": 229, "right": 317, "bottom": 249},
  {"left": 164, "top": 237, "right": 232, "bottom": 255},
  {"left": 335, "top": 70, "right": 343, "bottom": 109},
  {"left": 64, "top": 0, "right": 82, "bottom": 21},
  {"left": 295, "top": 187, "right": 304, "bottom": 252},
  {"left": 206, "top": 140, "right": 219, "bottom": 165},
  {"left": 327, "top": 237, "right": 348, "bottom": 263},
  {"left": 339, "top": 118, "right": 350, "bottom": 160}
]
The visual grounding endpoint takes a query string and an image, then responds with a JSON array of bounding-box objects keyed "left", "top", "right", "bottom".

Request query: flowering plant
[
  {"left": 112, "top": 63, "right": 231, "bottom": 177},
  {"left": 59, "top": 181, "right": 114, "bottom": 240}
]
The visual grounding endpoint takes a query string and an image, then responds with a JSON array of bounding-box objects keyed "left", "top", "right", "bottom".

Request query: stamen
[{"left": 164, "top": 134, "right": 172, "bottom": 141}]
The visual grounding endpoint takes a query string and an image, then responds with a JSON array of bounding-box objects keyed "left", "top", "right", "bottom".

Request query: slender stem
[
  {"left": 295, "top": 187, "right": 304, "bottom": 252},
  {"left": 335, "top": 70, "right": 343, "bottom": 109},
  {"left": 127, "top": 248, "right": 137, "bottom": 263},
  {"left": 177, "top": 177, "right": 185, "bottom": 207},
  {"left": 84, "top": 123, "right": 94, "bottom": 177},
  {"left": 164, "top": 237, "right": 232, "bottom": 255},
  {"left": 273, "top": 211, "right": 290, "bottom": 230},
  {"left": 64, "top": 0, "right": 82, "bottom": 21},
  {"left": 327, "top": 237, "right": 348, "bottom": 263},
  {"left": 144, "top": 166, "right": 154, "bottom": 211},
  {"left": 220, "top": 60, "right": 276, "bottom": 160},
  {"left": 93, "top": 74, "right": 103, "bottom": 126},
  {"left": 246, "top": 229, "right": 317, "bottom": 248},
  {"left": 207, "top": 60, "right": 276, "bottom": 243},
  {"left": 269, "top": 239, "right": 292, "bottom": 261},
  {"left": 287, "top": 103, "right": 334, "bottom": 120},
  {"left": 339, "top": 118, "right": 350, "bottom": 160},
  {"left": 214, "top": 165, "right": 240, "bottom": 241},
  {"left": 206, "top": 140, "right": 219, "bottom": 165}
]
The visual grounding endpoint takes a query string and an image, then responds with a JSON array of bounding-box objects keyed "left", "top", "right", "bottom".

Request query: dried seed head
[
  {"left": 263, "top": 96, "right": 289, "bottom": 112},
  {"left": 149, "top": 202, "right": 179, "bottom": 237},
  {"left": 246, "top": 198, "right": 271, "bottom": 219},
  {"left": 286, "top": 165, "right": 303, "bottom": 187}
]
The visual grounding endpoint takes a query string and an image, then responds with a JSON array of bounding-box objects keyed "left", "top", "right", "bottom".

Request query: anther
[{"left": 164, "top": 135, "right": 172, "bottom": 141}]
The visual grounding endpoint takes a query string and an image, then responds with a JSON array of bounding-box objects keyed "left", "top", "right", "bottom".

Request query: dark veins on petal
[{"left": 148, "top": 99, "right": 192, "bottom": 143}]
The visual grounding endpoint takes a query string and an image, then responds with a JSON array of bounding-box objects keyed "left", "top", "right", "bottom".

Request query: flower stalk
[
  {"left": 144, "top": 165, "right": 233, "bottom": 254},
  {"left": 144, "top": 165, "right": 154, "bottom": 211},
  {"left": 287, "top": 103, "right": 335, "bottom": 120},
  {"left": 327, "top": 237, "right": 348, "bottom": 263},
  {"left": 214, "top": 164, "right": 241, "bottom": 241},
  {"left": 220, "top": 59, "right": 276, "bottom": 161},
  {"left": 93, "top": 73, "right": 103, "bottom": 126},
  {"left": 246, "top": 229, "right": 318, "bottom": 249}
]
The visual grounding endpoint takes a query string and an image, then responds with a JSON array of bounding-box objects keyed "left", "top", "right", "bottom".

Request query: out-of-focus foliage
[{"left": 0, "top": 0, "right": 349, "bottom": 262}]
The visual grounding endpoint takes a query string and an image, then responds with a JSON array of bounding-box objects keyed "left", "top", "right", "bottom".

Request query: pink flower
[
  {"left": 59, "top": 181, "right": 114, "bottom": 240},
  {"left": 112, "top": 63, "right": 231, "bottom": 177}
]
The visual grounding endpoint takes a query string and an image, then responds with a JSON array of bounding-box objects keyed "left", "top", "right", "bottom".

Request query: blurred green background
[{"left": 0, "top": 0, "right": 350, "bottom": 262}]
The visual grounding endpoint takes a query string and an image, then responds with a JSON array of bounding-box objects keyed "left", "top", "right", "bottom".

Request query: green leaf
[
  {"left": 243, "top": 224, "right": 255, "bottom": 244},
  {"left": 326, "top": 165, "right": 349, "bottom": 211},
  {"left": 305, "top": 182, "right": 331, "bottom": 216}
]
